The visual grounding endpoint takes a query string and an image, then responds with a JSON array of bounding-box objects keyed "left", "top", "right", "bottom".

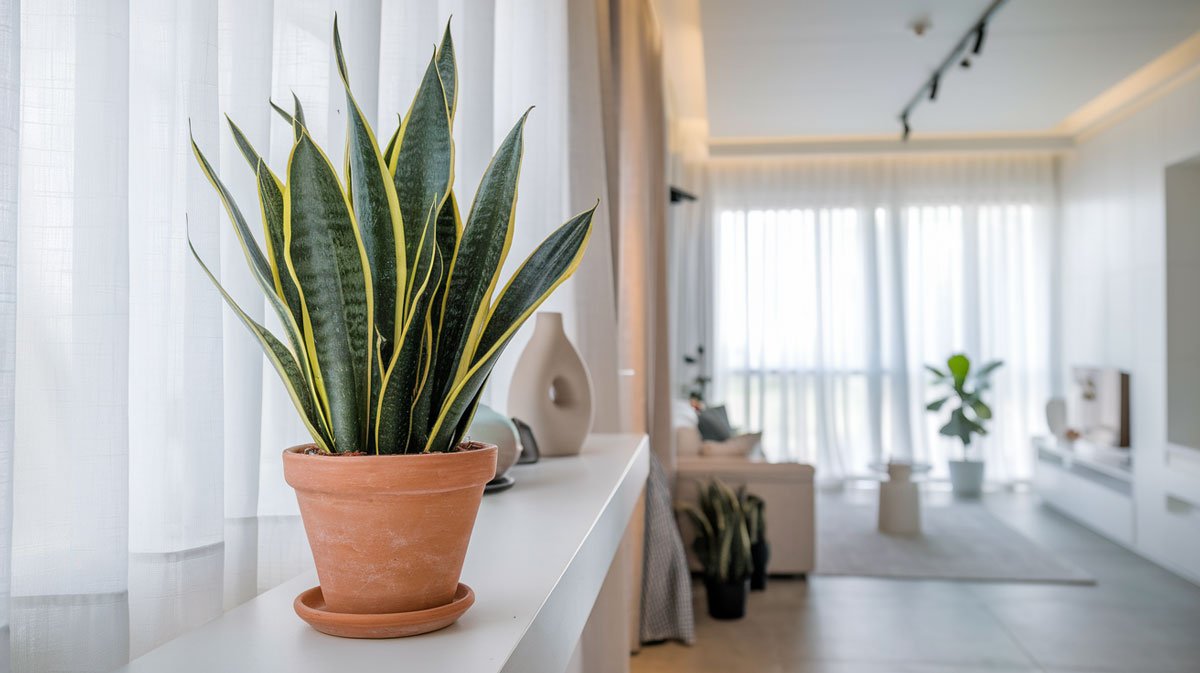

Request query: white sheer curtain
[
  {"left": 705, "top": 154, "right": 1056, "bottom": 483},
  {"left": 0, "top": 0, "right": 618, "bottom": 668}
]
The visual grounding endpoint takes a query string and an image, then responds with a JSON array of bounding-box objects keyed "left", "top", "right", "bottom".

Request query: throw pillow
[{"left": 697, "top": 405, "right": 733, "bottom": 441}]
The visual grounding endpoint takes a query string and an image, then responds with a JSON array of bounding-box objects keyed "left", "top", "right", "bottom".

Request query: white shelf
[
  {"left": 1033, "top": 436, "right": 1135, "bottom": 547},
  {"left": 117, "top": 434, "right": 650, "bottom": 673}
]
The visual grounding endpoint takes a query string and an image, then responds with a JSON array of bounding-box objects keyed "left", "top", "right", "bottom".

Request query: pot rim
[{"left": 282, "top": 441, "right": 498, "bottom": 494}]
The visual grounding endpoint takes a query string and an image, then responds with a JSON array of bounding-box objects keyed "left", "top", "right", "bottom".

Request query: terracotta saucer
[{"left": 294, "top": 583, "right": 474, "bottom": 639}]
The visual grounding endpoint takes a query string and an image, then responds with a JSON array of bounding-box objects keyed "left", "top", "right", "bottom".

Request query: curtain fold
[
  {"left": 0, "top": 1, "right": 621, "bottom": 666},
  {"left": 703, "top": 154, "right": 1056, "bottom": 482}
]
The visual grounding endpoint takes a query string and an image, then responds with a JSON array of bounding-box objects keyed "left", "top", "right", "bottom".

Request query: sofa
[{"left": 673, "top": 405, "right": 816, "bottom": 576}]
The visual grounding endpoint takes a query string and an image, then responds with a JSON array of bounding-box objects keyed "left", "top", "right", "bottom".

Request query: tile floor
[{"left": 631, "top": 490, "right": 1200, "bottom": 673}]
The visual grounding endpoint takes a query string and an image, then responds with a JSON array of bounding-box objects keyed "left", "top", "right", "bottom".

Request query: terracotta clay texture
[
  {"left": 283, "top": 442, "right": 497, "bottom": 617},
  {"left": 294, "top": 583, "right": 475, "bottom": 639}
]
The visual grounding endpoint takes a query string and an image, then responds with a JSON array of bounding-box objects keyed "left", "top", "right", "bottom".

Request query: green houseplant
[
  {"left": 926, "top": 353, "right": 1003, "bottom": 498},
  {"left": 677, "top": 480, "right": 753, "bottom": 620},
  {"left": 190, "top": 18, "right": 594, "bottom": 638},
  {"left": 741, "top": 488, "right": 768, "bottom": 591}
]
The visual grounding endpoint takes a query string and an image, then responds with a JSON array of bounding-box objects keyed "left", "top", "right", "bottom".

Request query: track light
[
  {"left": 972, "top": 23, "right": 987, "bottom": 55},
  {"left": 895, "top": 0, "right": 1008, "bottom": 141}
]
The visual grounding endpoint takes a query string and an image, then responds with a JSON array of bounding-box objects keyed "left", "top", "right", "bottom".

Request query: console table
[{"left": 116, "top": 433, "right": 650, "bottom": 673}]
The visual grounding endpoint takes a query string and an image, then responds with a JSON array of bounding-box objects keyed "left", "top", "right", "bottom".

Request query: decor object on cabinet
[
  {"left": 1046, "top": 397, "right": 1068, "bottom": 441},
  {"left": 681, "top": 344, "right": 711, "bottom": 404},
  {"left": 468, "top": 404, "right": 524, "bottom": 492},
  {"left": 508, "top": 312, "right": 594, "bottom": 457},
  {"left": 190, "top": 17, "right": 595, "bottom": 638},
  {"left": 742, "top": 488, "right": 769, "bottom": 591},
  {"left": 513, "top": 417, "right": 540, "bottom": 464},
  {"left": 676, "top": 479, "right": 753, "bottom": 620},
  {"left": 878, "top": 462, "right": 921, "bottom": 535},
  {"left": 926, "top": 354, "right": 1003, "bottom": 498}
]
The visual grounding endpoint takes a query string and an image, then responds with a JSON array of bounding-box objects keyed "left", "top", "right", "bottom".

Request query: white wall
[{"left": 1061, "top": 70, "right": 1200, "bottom": 582}]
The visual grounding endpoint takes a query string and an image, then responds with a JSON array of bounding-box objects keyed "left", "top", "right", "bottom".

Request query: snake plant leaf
[
  {"left": 190, "top": 129, "right": 272, "bottom": 284},
  {"left": 333, "top": 17, "right": 407, "bottom": 358},
  {"left": 431, "top": 111, "right": 529, "bottom": 404},
  {"left": 382, "top": 116, "right": 401, "bottom": 167},
  {"left": 190, "top": 130, "right": 311, "bottom": 370},
  {"left": 286, "top": 130, "right": 374, "bottom": 454},
  {"left": 271, "top": 93, "right": 307, "bottom": 140},
  {"left": 437, "top": 20, "right": 457, "bottom": 121},
  {"left": 391, "top": 51, "right": 453, "bottom": 299},
  {"left": 375, "top": 203, "right": 438, "bottom": 454},
  {"left": 475, "top": 205, "right": 595, "bottom": 360},
  {"left": 226, "top": 114, "right": 270, "bottom": 175},
  {"left": 424, "top": 203, "right": 594, "bottom": 453},
  {"left": 188, "top": 235, "right": 331, "bottom": 451},
  {"left": 222, "top": 116, "right": 306, "bottom": 325}
]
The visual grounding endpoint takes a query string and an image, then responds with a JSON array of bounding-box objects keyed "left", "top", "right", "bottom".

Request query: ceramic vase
[
  {"left": 507, "top": 312, "right": 594, "bottom": 457},
  {"left": 468, "top": 404, "right": 523, "bottom": 480}
]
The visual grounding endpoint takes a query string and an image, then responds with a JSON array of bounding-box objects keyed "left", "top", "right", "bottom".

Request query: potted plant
[
  {"left": 741, "top": 489, "right": 769, "bottom": 591},
  {"left": 677, "top": 480, "right": 753, "bottom": 620},
  {"left": 926, "top": 354, "right": 1003, "bottom": 498},
  {"left": 189, "top": 17, "right": 595, "bottom": 638}
]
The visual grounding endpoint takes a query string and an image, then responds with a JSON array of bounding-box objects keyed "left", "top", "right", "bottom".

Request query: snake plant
[
  {"left": 189, "top": 18, "right": 595, "bottom": 455},
  {"left": 740, "top": 487, "right": 765, "bottom": 546},
  {"left": 677, "top": 480, "right": 753, "bottom": 584}
]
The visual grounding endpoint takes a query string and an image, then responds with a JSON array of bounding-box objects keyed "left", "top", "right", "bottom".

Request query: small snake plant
[
  {"left": 189, "top": 18, "right": 594, "bottom": 455},
  {"left": 677, "top": 480, "right": 753, "bottom": 584}
]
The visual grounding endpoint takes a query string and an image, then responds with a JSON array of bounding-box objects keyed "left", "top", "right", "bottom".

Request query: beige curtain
[{"left": 601, "top": 0, "right": 674, "bottom": 471}]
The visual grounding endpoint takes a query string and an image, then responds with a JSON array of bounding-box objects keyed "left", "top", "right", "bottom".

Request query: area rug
[{"left": 815, "top": 498, "right": 1095, "bottom": 584}]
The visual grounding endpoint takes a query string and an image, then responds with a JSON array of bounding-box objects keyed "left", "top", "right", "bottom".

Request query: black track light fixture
[
  {"left": 972, "top": 23, "right": 987, "bottom": 55},
  {"left": 896, "top": 0, "right": 1008, "bottom": 141}
]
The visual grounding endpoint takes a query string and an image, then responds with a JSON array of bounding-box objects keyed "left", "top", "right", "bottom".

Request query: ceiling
[{"left": 695, "top": 0, "right": 1200, "bottom": 141}]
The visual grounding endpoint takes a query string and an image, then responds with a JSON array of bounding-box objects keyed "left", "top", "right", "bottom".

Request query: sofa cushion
[
  {"left": 701, "top": 431, "right": 762, "bottom": 457},
  {"left": 697, "top": 405, "right": 733, "bottom": 441}
]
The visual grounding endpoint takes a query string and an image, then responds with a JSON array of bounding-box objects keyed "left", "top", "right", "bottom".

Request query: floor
[{"left": 630, "top": 490, "right": 1200, "bottom": 673}]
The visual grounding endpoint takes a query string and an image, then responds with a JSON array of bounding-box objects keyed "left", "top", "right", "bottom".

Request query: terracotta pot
[{"left": 283, "top": 442, "right": 497, "bottom": 616}]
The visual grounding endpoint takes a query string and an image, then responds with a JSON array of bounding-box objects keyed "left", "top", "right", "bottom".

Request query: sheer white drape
[
  {"left": 0, "top": 1, "right": 618, "bottom": 664},
  {"left": 705, "top": 155, "right": 1056, "bottom": 482}
]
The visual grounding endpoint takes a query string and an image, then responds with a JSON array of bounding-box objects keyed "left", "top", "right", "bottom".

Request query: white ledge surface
[{"left": 118, "top": 433, "right": 649, "bottom": 673}]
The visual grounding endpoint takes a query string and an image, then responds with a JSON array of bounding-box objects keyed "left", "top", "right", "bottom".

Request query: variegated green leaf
[
  {"left": 437, "top": 20, "right": 457, "bottom": 121},
  {"left": 424, "top": 203, "right": 594, "bottom": 453},
  {"left": 285, "top": 130, "right": 373, "bottom": 454},
  {"left": 391, "top": 51, "right": 453, "bottom": 299},
  {"left": 430, "top": 111, "right": 529, "bottom": 407},
  {"left": 190, "top": 129, "right": 313, "bottom": 394},
  {"left": 271, "top": 93, "right": 306, "bottom": 141},
  {"left": 188, "top": 235, "right": 330, "bottom": 451},
  {"left": 221, "top": 116, "right": 306, "bottom": 326},
  {"left": 333, "top": 17, "right": 407, "bottom": 362},
  {"left": 375, "top": 204, "right": 438, "bottom": 454}
]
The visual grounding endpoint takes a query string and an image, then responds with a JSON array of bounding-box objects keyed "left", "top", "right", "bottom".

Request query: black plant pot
[
  {"left": 704, "top": 577, "right": 750, "bottom": 620},
  {"left": 750, "top": 541, "right": 770, "bottom": 591}
]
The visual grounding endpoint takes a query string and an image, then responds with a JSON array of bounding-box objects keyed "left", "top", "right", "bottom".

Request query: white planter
[{"left": 948, "top": 460, "right": 985, "bottom": 498}]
